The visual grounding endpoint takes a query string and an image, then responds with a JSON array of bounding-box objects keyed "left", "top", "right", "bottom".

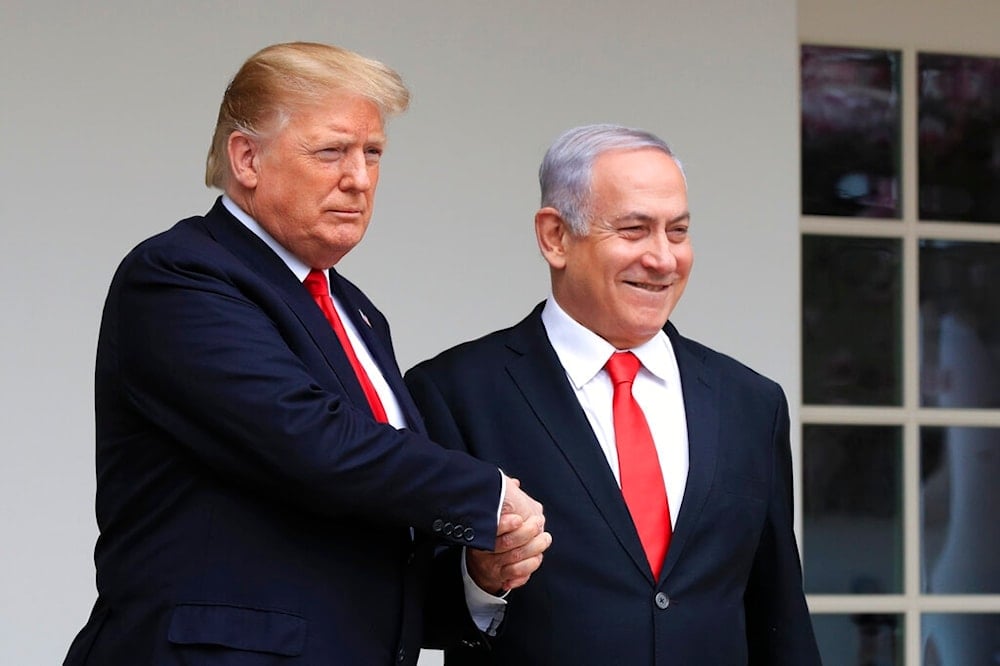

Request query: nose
[
  {"left": 641, "top": 233, "right": 678, "bottom": 273},
  {"left": 339, "top": 151, "right": 372, "bottom": 192}
]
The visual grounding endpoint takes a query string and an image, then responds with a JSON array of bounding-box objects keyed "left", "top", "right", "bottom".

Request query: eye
[
  {"left": 618, "top": 225, "right": 647, "bottom": 239},
  {"left": 316, "top": 147, "right": 344, "bottom": 161},
  {"left": 668, "top": 226, "right": 689, "bottom": 242},
  {"left": 365, "top": 146, "right": 384, "bottom": 165}
]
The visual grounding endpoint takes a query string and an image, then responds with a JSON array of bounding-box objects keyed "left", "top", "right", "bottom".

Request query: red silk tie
[
  {"left": 304, "top": 269, "right": 388, "bottom": 423},
  {"left": 605, "top": 351, "right": 671, "bottom": 578}
]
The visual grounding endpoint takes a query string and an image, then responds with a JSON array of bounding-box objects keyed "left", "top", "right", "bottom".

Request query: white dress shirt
[{"left": 541, "top": 297, "right": 689, "bottom": 528}]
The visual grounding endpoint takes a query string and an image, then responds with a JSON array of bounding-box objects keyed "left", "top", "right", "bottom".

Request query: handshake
[{"left": 467, "top": 476, "right": 553, "bottom": 595}]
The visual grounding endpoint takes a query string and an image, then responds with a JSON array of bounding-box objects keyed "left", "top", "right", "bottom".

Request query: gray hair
[{"left": 538, "top": 124, "right": 683, "bottom": 235}]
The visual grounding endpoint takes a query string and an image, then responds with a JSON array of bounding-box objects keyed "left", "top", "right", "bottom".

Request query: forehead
[{"left": 280, "top": 93, "right": 386, "bottom": 140}]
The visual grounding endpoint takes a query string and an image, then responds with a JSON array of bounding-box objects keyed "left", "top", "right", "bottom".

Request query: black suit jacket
[
  {"left": 405, "top": 303, "right": 821, "bottom": 665},
  {"left": 64, "top": 199, "right": 500, "bottom": 665}
]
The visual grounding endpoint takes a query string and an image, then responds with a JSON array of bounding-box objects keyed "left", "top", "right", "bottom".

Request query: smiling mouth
[{"left": 625, "top": 281, "right": 670, "bottom": 292}]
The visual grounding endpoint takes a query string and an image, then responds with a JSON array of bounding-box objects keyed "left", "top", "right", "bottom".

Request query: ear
[
  {"left": 535, "top": 207, "right": 573, "bottom": 270},
  {"left": 227, "top": 131, "right": 262, "bottom": 189}
]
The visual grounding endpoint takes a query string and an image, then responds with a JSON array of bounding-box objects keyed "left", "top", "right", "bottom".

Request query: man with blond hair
[{"left": 64, "top": 42, "right": 548, "bottom": 665}]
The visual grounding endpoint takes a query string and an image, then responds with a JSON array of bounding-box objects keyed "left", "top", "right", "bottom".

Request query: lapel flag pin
[{"left": 359, "top": 310, "right": 372, "bottom": 328}]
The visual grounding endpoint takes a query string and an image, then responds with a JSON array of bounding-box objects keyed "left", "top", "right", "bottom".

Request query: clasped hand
[{"left": 467, "top": 477, "right": 552, "bottom": 594}]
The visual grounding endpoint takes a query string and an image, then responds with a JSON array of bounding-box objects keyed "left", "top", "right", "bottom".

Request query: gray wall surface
[{"left": 0, "top": 2, "right": 798, "bottom": 663}]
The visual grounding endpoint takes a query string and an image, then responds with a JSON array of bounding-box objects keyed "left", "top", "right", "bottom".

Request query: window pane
[
  {"left": 918, "top": 53, "right": 1000, "bottom": 223},
  {"left": 919, "top": 240, "right": 1000, "bottom": 408},
  {"left": 921, "top": 427, "right": 1000, "bottom": 594},
  {"left": 801, "top": 45, "right": 902, "bottom": 218},
  {"left": 804, "top": 425, "right": 903, "bottom": 594},
  {"left": 813, "top": 613, "right": 903, "bottom": 666},
  {"left": 803, "top": 236, "right": 903, "bottom": 405},
  {"left": 922, "top": 614, "right": 1000, "bottom": 665}
]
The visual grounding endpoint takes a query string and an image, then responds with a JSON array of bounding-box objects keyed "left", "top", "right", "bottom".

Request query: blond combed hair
[{"left": 205, "top": 42, "right": 410, "bottom": 189}]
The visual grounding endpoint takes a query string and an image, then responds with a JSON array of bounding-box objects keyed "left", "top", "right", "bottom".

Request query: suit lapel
[
  {"left": 328, "top": 269, "right": 425, "bottom": 433},
  {"left": 658, "top": 323, "right": 720, "bottom": 581},
  {"left": 201, "top": 199, "right": 372, "bottom": 412},
  {"left": 505, "top": 306, "right": 654, "bottom": 581}
]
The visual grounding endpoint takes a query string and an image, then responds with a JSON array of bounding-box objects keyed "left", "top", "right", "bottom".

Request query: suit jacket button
[
  {"left": 397, "top": 647, "right": 406, "bottom": 662},
  {"left": 463, "top": 527, "right": 475, "bottom": 541},
  {"left": 654, "top": 592, "right": 670, "bottom": 609},
  {"left": 432, "top": 519, "right": 444, "bottom": 533}
]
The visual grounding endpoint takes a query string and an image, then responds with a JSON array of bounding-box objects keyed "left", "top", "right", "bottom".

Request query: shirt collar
[
  {"left": 541, "top": 296, "right": 675, "bottom": 389},
  {"left": 221, "top": 195, "right": 312, "bottom": 281}
]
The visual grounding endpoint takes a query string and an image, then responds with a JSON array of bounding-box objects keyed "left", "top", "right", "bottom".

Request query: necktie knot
[
  {"left": 605, "top": 351, "right": 641, "bottom": 386},
  {"left": 303, "top": 269, "right": 329, "bottom": 300}
]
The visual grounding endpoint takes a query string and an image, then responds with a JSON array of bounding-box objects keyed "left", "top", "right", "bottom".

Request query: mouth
[
  {"left": 624, "top": 280, "right": 670, "bottom": 293},
  {"left": 329, "top": 208, "right": 364, "bottom": 218}
]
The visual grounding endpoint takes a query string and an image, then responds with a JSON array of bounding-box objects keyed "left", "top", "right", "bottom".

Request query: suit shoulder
[
  {"left": 408, "top": 321, "right": 522, "bottom": 381},
  {"left": 415, "top": 326, "right": 514, "bottom": 367},
  {"left": 119, "top": 213, "right": 217, "bottom": 266},
  {"left": 108, "top": 210, "right": 260, "bottom": 301}
]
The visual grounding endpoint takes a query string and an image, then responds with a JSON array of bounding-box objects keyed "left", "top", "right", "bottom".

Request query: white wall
[{"left": 0, "top": 2, "right": 799, "bottom": 663}]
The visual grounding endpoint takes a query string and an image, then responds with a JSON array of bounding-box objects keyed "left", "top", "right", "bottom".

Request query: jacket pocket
[{"left": 167, "top": 603, "right": 306, "bottom": 656}]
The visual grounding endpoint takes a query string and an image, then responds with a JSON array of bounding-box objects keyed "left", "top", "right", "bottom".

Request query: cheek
[{"left": 678, "top": 248, "right": 694, "bottom": 274}]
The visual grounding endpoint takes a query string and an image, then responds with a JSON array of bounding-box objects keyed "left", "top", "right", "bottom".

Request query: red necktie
[
  {"left": 304, "top": 269, "right": 388, "bottom": 423},
  {"left": 605, "top": 351, "right": 671, "bottom": 578}
]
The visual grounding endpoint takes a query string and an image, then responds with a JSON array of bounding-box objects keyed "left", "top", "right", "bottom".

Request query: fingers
[
  {"left": 496, "top": 512, "right": 524, "bottom": 538},
  {"left": 467, "top": 529, "right": 553, "bottom": 594},
  {"left": 470, "top": 476, "right": 551, "bottom": 593},
  {"left": 492, "top": 522, "right": 552, "bottom": 584},
  {"left": 497, "top": 531, "right": 552, "bottom": 590},
  {"left": 495, "top": 514, "right": 542, "bottom": 553},
  {"left": 502, "top": 476, "right": 544, "bottom": 526}
]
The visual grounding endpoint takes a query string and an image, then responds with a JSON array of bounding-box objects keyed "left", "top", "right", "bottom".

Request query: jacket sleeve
[
  {"left": 102, "top": 238, "right": 500, "bottom": 548},
  {"left": 405, "top": 362, "right": 502, "bottom": 654},
  {"left": 743, "top": 386, "right": 822, "bottom": 665}
]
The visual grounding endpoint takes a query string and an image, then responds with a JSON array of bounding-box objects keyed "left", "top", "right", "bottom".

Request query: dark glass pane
[
  {"left": 922, "top": 614, "right": 1000, "bottom": 665},
  {"left": 801, "top": 45, "right": 902, "bottom": 218},
  {"left": 919, "top": 240, "right": 1000, "bottom": 408},
  {"left": 803, "top": 425, "right": 903, "bottom": 594},
  {"left": 803, "top": 236, "right": 902, "bottom": 405},
  {"left": 919, "top": 53, "right": 1000, "bottom": 223},
  {"left": 921, "top": 427, "right": 1000, "bottom": 594},
  {"left": 813, "top": 613, "right": 903, "bottom": 666}
]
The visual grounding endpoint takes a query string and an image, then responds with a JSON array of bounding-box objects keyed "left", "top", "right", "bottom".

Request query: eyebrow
[
  {"left": 309, "top": 128, "right": 387, "bottom": 145},
  {"left": 612, "top": 210, "right": 691, "bottom": 224}
]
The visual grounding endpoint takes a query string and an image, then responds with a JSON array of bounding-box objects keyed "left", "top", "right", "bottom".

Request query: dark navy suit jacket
[
  {"left": 64, "top": 199, "right": 500, "bottom": 665},
  {"left": 405, "top": 304, "right": 821, "bottom": 665}
]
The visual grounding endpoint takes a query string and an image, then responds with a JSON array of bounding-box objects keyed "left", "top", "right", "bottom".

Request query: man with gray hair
[
  {"left": 406, "top": 124, "right": 821, "bottom": 664},
  {"left": 64, "top": 42, "right": 549, "bottom": 665}
]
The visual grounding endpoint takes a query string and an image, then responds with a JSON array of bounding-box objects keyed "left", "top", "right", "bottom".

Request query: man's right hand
[{"left": 467, "top": 477, "right": 552, "bottom": 594}]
